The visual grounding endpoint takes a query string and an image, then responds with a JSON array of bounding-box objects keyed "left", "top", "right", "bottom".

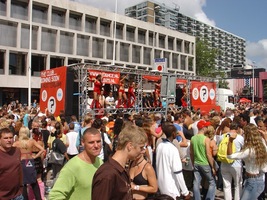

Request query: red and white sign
[
  {"left": 88, "top": 70, "right": 120, "bottom": 84},
  {"left": 40, "top": 66, "right": 67, "bottom": 116},
  {"left": 191, "top": 81, "right": 219, "bottom": 112},
  {"left": 154, "top": 58, "right": 167, "bottom": 72}
]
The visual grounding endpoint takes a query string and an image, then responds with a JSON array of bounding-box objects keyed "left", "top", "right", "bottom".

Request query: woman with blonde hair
[
  {"left": 227, "top": 123, "right": 267, "bottom": 199},
  {"left": 13, "top": 126, "right": 45, "bottom": 200}
]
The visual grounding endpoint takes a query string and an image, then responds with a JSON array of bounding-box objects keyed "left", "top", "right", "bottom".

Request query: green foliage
[{"left": 196, "top": 38, "right": 219, "bottom": 77}]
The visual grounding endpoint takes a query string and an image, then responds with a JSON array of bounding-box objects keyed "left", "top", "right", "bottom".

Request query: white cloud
[{"left": 246, "top": 40, "right": 267, "bottom": 67}]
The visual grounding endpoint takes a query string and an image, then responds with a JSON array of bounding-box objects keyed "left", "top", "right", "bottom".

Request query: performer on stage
[
  {"left": 154, "top": 80, "right": 161, "bottom": 107},
  {"left": 117, "top": 75, "right": 128, "bottom": 108},
  {"left": 91, "top": 74, "right": 102, "bottom": 109},
  {"left": 127, "top": 81, "right": 136, "bottom": 108},
  {"left": 181, "top": 84, "right": 188, "bottom": 107}
]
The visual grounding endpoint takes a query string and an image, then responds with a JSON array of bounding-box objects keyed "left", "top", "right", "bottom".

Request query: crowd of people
[{"left": 1, "top": 100, "right": 267, "bottom": 200}]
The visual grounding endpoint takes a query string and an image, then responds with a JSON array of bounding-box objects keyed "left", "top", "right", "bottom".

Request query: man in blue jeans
[{"left": 190, "top": 120, "right": 216, "bottom": 200}]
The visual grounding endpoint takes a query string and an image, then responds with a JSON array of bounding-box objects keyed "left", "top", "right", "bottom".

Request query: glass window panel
[
  {"left": 188, "top": 57, "right": 193, "bottom": 71},
  {"left": 50, "top": 57, "right": 64, "bottom": 69},
  {"left": 168, "top": 37, "right": 174, "bottom": 50},
  {"left": 77, "top": 34, "right": 89, "bottom": 56},
  {"left": 21, "top": 25, "right": 38, "bottom": 50},
  {"left": 100, "top": 20, "right": 111, "bottom": 37},
  {"left": 172, "top": 54, "right": 178, "bottom": 69},
  {"left": 143, "top": 47, "right": 151, "bottom": 65},
  {"left": 116, "top": 24, "right": 123, "bottom": 40},
  {"left": 11, "top": 1, "right": 28, "bottom": 20},
  {"left": 132, "top": 45, "right": 140, "bottom": 64},
  {"left": 52, "top": 8, "right": 65, "bottom": 28},
  {"left": 155, "top": 50, "right": 161, "bottom": 59},
  {"left": 92, "top": 38, "right": 104, "bottom": 58},
  {"left": 0, "top": 21, "right": 17, "bottom": 47},
  {"left": 9, "top": 52, "right": 26, "bottom": 75},
  {"left": 126, "top": 26, "right": 135, "bottom": 42},
  {"left": 0, "top": 51, "right": 4, "bottom": 74},
  {"left": 0, "top": 0, "right": 6, "bottom": 16},
  {"left": 149, "top": 32, "right": 153, "bottom": 46},
  {"left": 164, "top": 52, "right": 170, "bottom": 62},
  {"left": 181, "top": 55, "right": 186, "bottom": 70},
  {"left": 68, "top": 59, "right": 81, "bottom": 65},
  {"left": 69, "top": 13, "right": 82, "bottom": 31},
  {"left": 85, "top": 16, "right": 97, "bottom": 34},
  {"left": 106, "top": 40, "right": 114, "bottom": 60},
  {"left": 138, "top": 29, "right": 146, "bottom": 44},
  {"left": 31, "top": 55, "right": 46, "bottom": 76},
  {"left": 41, "top": 28, "right": 57, "bottom": 52},
  {"left": 184, "top": 41, "right": 190, "bottom": 54},
  {"left": 159, "top": 35, "right": 165, "bottom": 48},
  {"left": 120, "top": 43, "right": 129, "bottom": 62},
  {"left": 176, "top": 39, "right": 182, "bottom": 52},
  {"left": 32, "top": 4, "right": 48, "bottom": 24},
  {"left": 60, "top": 31, "right": 73, "bottom": 54}
]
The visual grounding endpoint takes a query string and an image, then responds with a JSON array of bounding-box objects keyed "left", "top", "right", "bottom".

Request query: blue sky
[{"left": 74, "top": 0, "right": 267, "bottom": 68}]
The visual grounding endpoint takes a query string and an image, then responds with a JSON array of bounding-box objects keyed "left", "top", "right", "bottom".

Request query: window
[
  {"left": 116, "top": 23, "right": 124, "bottom": 40},
  {"left": 41, "top": 28, "right": 57, "bottom": 52},
  {"left": 184, "top": 41, "right": 190, "bottom": 54},
  {"left": 68, "top": 58, "right": 81, "bottom": 65},
  {"left": 176, "top": 39, "right": 182, "bottom": 52},
  {"left": 188, "top": 57, "right": 194, "bottom": 71},
  {"left": 21, "top": 24, "right": 38, "bottom": 50},
  {"left": 11, "top": 1, "right": 28, "bottom": 20},
  {"left": 50, "top": 57, "right": 64, "bottom": 69},
  {"left": 159, "top": 35, "right": 165, "bottom": 48},
  {"left": 52, "top": 8, "right": 66, "bottom": 28},
  {"left": 92, "top": 38, "right": 104, "bottom": 58},
  {"left": 172, "top": 53, "right": 178, "bottom": 69},
  {"left": 138, "top": 29, "right": 146, "bottom": 44},
  {"left": 126, "top": 26, "right": 135, "bottom": 42},
  {"left": 0, "top": 51, "right": 4, "bottom": 74},
  {"left": 9, "top": 52, "right": 26, "bottom": 75},
  {"left": 60, "top": 31, "right": 74, "bottom": 54},
  {"left": 120, "top": 43, "right": 129, "bottom": 62},
  {"left": 132, "top": 45, "right": 141, "bottom": 63},
  {"left": 0, "top": 0, "right": 6, "bottom": 16},
  {"left": 143, "top": 47, "right": 151, "bottom": 65},
  {"left": 69, "top": 12, "right": 82, "bottom": 31},
  {"left": 106, "top": 40, "right": 114, "bottom": 60},
  {"left": 33, "top": 4, "right": 47, "bottom": 24},
  {"left": 85, "top": 16, "right": 97, "bottom": 34},
  {"left": 31, "top": 55, "right": 46, "bottom": 76},
  {"left": 0, "top": 20, "right": 17, "bottom": 47},
  {"left": 100, "top": 20, "right": 111, "bottom": 37},
  {"left": 77, "top": 34, "right": 89, "bottom": 56},
  {"left": 168, "top": 37, "right": 174, "bottom": 50},
  {"left": 180, "top": 55, "right": 186, "bottom": 70}
]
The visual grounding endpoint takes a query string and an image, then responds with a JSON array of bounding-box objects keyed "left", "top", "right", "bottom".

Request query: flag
[{"left": 232, "top": 78, "right": 259, "bottom": 96}]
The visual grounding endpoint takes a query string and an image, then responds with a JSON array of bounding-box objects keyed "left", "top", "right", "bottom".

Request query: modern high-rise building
[
  {"left": 0, "top": 0, "right": 195, "bottom": 105},
  {"left": 125, "top": 0, "right": 246, "bottom": 70}
]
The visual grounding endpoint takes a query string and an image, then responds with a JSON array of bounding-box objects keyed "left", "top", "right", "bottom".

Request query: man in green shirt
[
  {"left": 49, "top": 127, "right": 103, "bottom": 200},
  {"left": 190, "top": 120, "right": 216, "bottom": 200}
]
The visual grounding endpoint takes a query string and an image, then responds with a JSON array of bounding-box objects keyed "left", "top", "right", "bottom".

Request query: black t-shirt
[
  {"left": 52, "top": 138, "right": 66, "bottom": 154},
  {"left": 41, "top": 129, "right": 50, "bottom": 149}
]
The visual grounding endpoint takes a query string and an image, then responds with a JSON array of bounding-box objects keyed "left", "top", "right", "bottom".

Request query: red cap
[{"left": 197, "top": 120, "right": 211, "bottom": 130}]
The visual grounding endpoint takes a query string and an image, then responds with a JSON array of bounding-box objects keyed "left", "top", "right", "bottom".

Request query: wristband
[{"left": 134, "top": 185, "right": 140, "bottom": 190}]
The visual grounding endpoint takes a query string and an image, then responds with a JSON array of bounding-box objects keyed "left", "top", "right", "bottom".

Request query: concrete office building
[
  {"left": 125, "top": 0, "right": 246, "bottom": 70},
  {"left": 0, "top": 0, "right": 195, "bottom": 105}
]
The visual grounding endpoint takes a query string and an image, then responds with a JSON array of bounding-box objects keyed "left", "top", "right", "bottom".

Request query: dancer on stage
[
  {"left": 91, "top": 74, "right": 102, "bottom": 109},
  {"left": 154, "top": 80, "right": 161, "bottom": 107},
  {"left": 181, "top": 84, "right": 188, "bottom": 107},
  {"left": 117, "top": 75, "right": 128, "bottom": 108},
  {"left": 127, "top": 81, "right": 136, "bottom": 108}
]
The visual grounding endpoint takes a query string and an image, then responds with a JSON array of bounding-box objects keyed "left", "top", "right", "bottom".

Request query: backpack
[{"left": 217, "top": 133, "right": 236, "bottom": 164}]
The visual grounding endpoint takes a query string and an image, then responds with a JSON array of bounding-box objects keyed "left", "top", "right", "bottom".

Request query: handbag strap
[
  {"left": 101, "top": 131, "right": 105, "bottom": 146},
  {"left": 79, "top": 129, "right": 82, "bottom": 145}
]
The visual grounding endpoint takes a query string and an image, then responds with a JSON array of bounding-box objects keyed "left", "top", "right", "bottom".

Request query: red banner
[
  {"left": 142, "top": 75, "right": 187, "bottom": 84},
  {"left": 39, "top": 66, "right": 67, "bottom": 116},
  {"left": 88, "top": 70, "right": 120, "bottom": 84},
  {"left": 191, "top": 81, "right": 218, "bottom": 112}
]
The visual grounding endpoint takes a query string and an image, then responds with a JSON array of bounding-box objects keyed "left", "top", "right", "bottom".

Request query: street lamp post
[{"left": 252, "top": 62, "right": 255, "bottom": 103}]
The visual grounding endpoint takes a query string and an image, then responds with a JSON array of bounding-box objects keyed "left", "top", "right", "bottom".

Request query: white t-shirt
[
  {"left": 98, "top": 132, "right": 111, "bottom": 160},
  {"left": 105, "top": 96, "right": 115, "bottom": 108},
  {"left": 66, "top": 131, "right": 79, "bottom": 155},
  {"left": 156, "top": 139, "right": 189, "bottom": 198}
]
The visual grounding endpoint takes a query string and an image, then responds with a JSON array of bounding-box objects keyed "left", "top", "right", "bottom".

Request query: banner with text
[
  {"left": 88, "top": 70, "right": 120, "bottom": 84},
  {"left": 40, "top": 66, "right": 67, "bottom": 116}
]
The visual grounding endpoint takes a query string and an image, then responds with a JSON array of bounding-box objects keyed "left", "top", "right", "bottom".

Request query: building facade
[
  {"left": 125, "top": 0, "right": 246, "bottom": 71},
  {"left": 0, "top": 0, "right": 195, "bottom": 105}
]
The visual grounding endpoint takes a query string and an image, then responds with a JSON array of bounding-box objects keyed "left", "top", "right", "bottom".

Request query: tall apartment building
[
  {"left": 0, "top": 0, "right": 195, "bottom": 105},
  {"left": 125, "top": 0, "right": 246, "bottom": 70}
]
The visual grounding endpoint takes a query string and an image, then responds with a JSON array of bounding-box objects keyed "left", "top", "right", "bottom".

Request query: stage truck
[{"left": 39, "top": 64, "right": 228, "bottom": 120}]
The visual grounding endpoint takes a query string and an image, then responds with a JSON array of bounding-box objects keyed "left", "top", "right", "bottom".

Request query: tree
[{"left": 195, "top": 38, "right": 219, "bottom": 77}]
